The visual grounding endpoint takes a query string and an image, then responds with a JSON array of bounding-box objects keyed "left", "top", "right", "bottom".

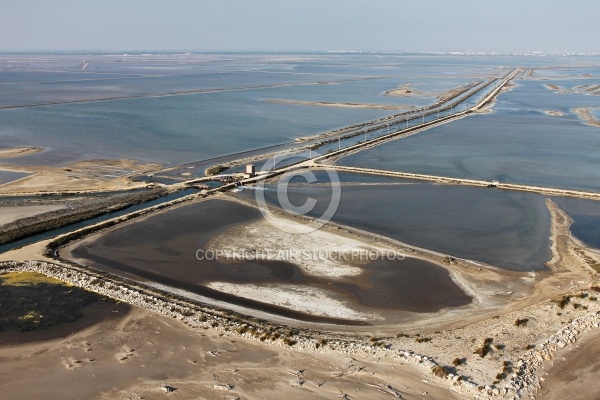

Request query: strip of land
[
  {"left": 573, "top": 107, "right": 600, "bottom": 128},
  {"left": 1, "top": 197, "right": 600, "bottom": 399},
  {"left": 265, "top": 98, "right": 413, "bottom": 110},
  {"left": 324, "top": 165, "right": 600, "bottom": 201},
  {"left": 0, "top": 205, "right": 66, "bottom": 226},
  {"left": 544, "top": 110, "right": 565, "bottom": 117},
  {"left": 0, "top": 159, "right": 159, "bottom": 195},
  {"left": 384, "top": 85, "right": 422, "bottom": 96},
  {"left": 0, "top": 147, "right": 43, "bottom": 159}
]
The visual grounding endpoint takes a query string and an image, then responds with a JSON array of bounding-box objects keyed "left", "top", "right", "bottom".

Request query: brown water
[
  {"left": 67, "top": 199, "right": 470, "bottom": 323},
  {"left": 335, "top": 258, "right": 471, "bottom": 313}
]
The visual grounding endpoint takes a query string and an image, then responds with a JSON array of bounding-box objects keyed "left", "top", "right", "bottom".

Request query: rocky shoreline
[
  {"left": 3, "top": 260, "right": 600, "bottom": 399},
  {"left": 0, "top": 260, "right": 477, "bottom": 397},
  {"left": 511, "top": 309, "right": 600, "bottom": 398}
]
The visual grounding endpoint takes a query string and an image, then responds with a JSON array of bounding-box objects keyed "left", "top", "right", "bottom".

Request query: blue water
[
  {"left": 245, "top": 171, "right": 551, "bottom": 271},
  {"left": 0, "top": 70, "right": 366, "bottom": 108},
  {"left": 0, "top": 53, "right": 494, "bottom": 109},
  {"left": 0, "top": 52, "right": 524, "bottom": 168},
  {"left": 340, "top": 78, "right": 600, "bottom": 192},
  {"left": 0, "top": 189, "right": 196, "bottom": 254},
  {"left": 0, "top": 90, "right": 395, "bottom": 166},
  {"left": 3, "top": 52, "right": 600, "bottom": 272},
  {"left": 254, "top": 77, "right": 441, "bottom": 109},
  {"left": 510, "top": 79, "right": 600, "bottom": 111},
  {"left": 552, "top": 197, "right": 600, "bottom": 249},
  {"left": 532, "top": 66, "right": 600, "bottom": 79},
  {"left": 0, "top": 170, "right": 30, "bottom": 185}
]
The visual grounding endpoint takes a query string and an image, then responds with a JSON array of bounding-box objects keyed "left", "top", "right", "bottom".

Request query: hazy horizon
[{"left": 1, "top": 0, "right": 598, "bottom": 54}]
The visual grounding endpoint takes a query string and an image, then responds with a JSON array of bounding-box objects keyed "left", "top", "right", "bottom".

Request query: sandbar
[
  {"left": 573, "top": 107, "right": 600, "bottom": 128},
  {"left": 384, "top": 84, "right": 423, "bottom": 97},
  {"left": 0, "top": 147, "right": 43, "bottom": 159},
  {"left": 543, "top": 110, "right": 565, "bottom": 117},
  {"left": 265, "top": 98, "right": 412, "bottom": 111}
]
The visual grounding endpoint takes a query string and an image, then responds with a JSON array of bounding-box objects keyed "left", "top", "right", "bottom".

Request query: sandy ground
[
  {"left": 0, "top": 159, "right": 160, "bottom": 194},
  {"left": 205, "top": 282, "right": 374, "bottom": 320},
  {"left": 0, "top": 306, "right": 457, "bottom": 400},
  {"left": 265, "top": 99, "right": 413, "bottom": 111},
  {"left": 384, "top": 85, "right": 423, "bottom": 97},
  {"left": 207, "top": 215, "right": 394, "bottom": 279},
  {"left": 1, "top": 68, "right": 598, "bottom": 397},
  {"left": 385, "top": 83, "right": 474, "bottom": 103},
  {"left": 0, "top": 204, "right": 66, "bottom": 226},
  {"left": 0, "top": 147, "right": 43, "bottom": 159},
  {"left": 537, "top": 328, "right": 600, "bottom": 400},
  {"left": 2, "top": 195, "right": 600, "bottom": 397},
  {"left": 573, "top": 107, "right": 600, "bottom": 128},
  {"left": 204, "top": 197, "right": 600, "bottom": 387},
  {"left": 543, "top": 110, "right": 566, "bottom": 117},
  {"left": 546, "top": 83, "right": 600, "bottom": 96}
]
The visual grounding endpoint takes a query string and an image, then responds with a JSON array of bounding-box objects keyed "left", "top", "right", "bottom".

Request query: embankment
[{"left": 0, "top": 188, "right": 168, "bottom": 246}]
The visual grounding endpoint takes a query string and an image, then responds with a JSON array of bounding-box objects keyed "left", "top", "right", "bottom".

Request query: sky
[{"left": 0, "top": 0, "right": 598, "bottom": 53}]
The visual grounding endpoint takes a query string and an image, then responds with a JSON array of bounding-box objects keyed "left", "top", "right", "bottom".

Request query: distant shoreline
[{"left": 265, "top": 98, "right": 412, "bottom": 111}]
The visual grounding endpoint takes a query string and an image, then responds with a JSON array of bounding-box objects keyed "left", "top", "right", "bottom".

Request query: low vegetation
[
  {"left": 474, "top": 338, "right": 494, "bottom": 358},
  {"left": 431, "top": 365, "right": 450, "bottom": 378},
  {"left": 555, "top": 295, "right": 571, "bottom": 309},
  {"left": 415, "top": 337, "right": 432, "bottom": 343},
  {"left": 502, "top": 360, "right": 513, "bottom": 375},
  {"left": 452, "top": 357, "right": 466, "bottom": 366},
  {"left": 514, "top": 318, "right": 529, "bottom": 327},
  {"left": 205, "top": 164, "right": 228, "bottom": 176},
  {"left": 0, "top": 272, "right": 112, "bottom": 333}
]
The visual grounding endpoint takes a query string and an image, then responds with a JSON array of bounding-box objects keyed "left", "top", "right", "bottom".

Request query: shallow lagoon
[
  {"left": 67, "top": 198, "right": 471, "bottom": 321},
  {"left": 0, "top": 170, "right": 30, "bottom": 185},
  {"left": 254, "top": 171, "right": 552, "bottom": 271},
  {"left": 340, "top": 78, "right": 600, "bottom": 192},
  {"left": 553, "top": 197, "right": 600, "bottom": 249},
  {"left": 0, "top": 90, "right": 393, "bottom": 166},
  {"left": 0, "top": 53, "right": 516, "bottom": 167}
]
